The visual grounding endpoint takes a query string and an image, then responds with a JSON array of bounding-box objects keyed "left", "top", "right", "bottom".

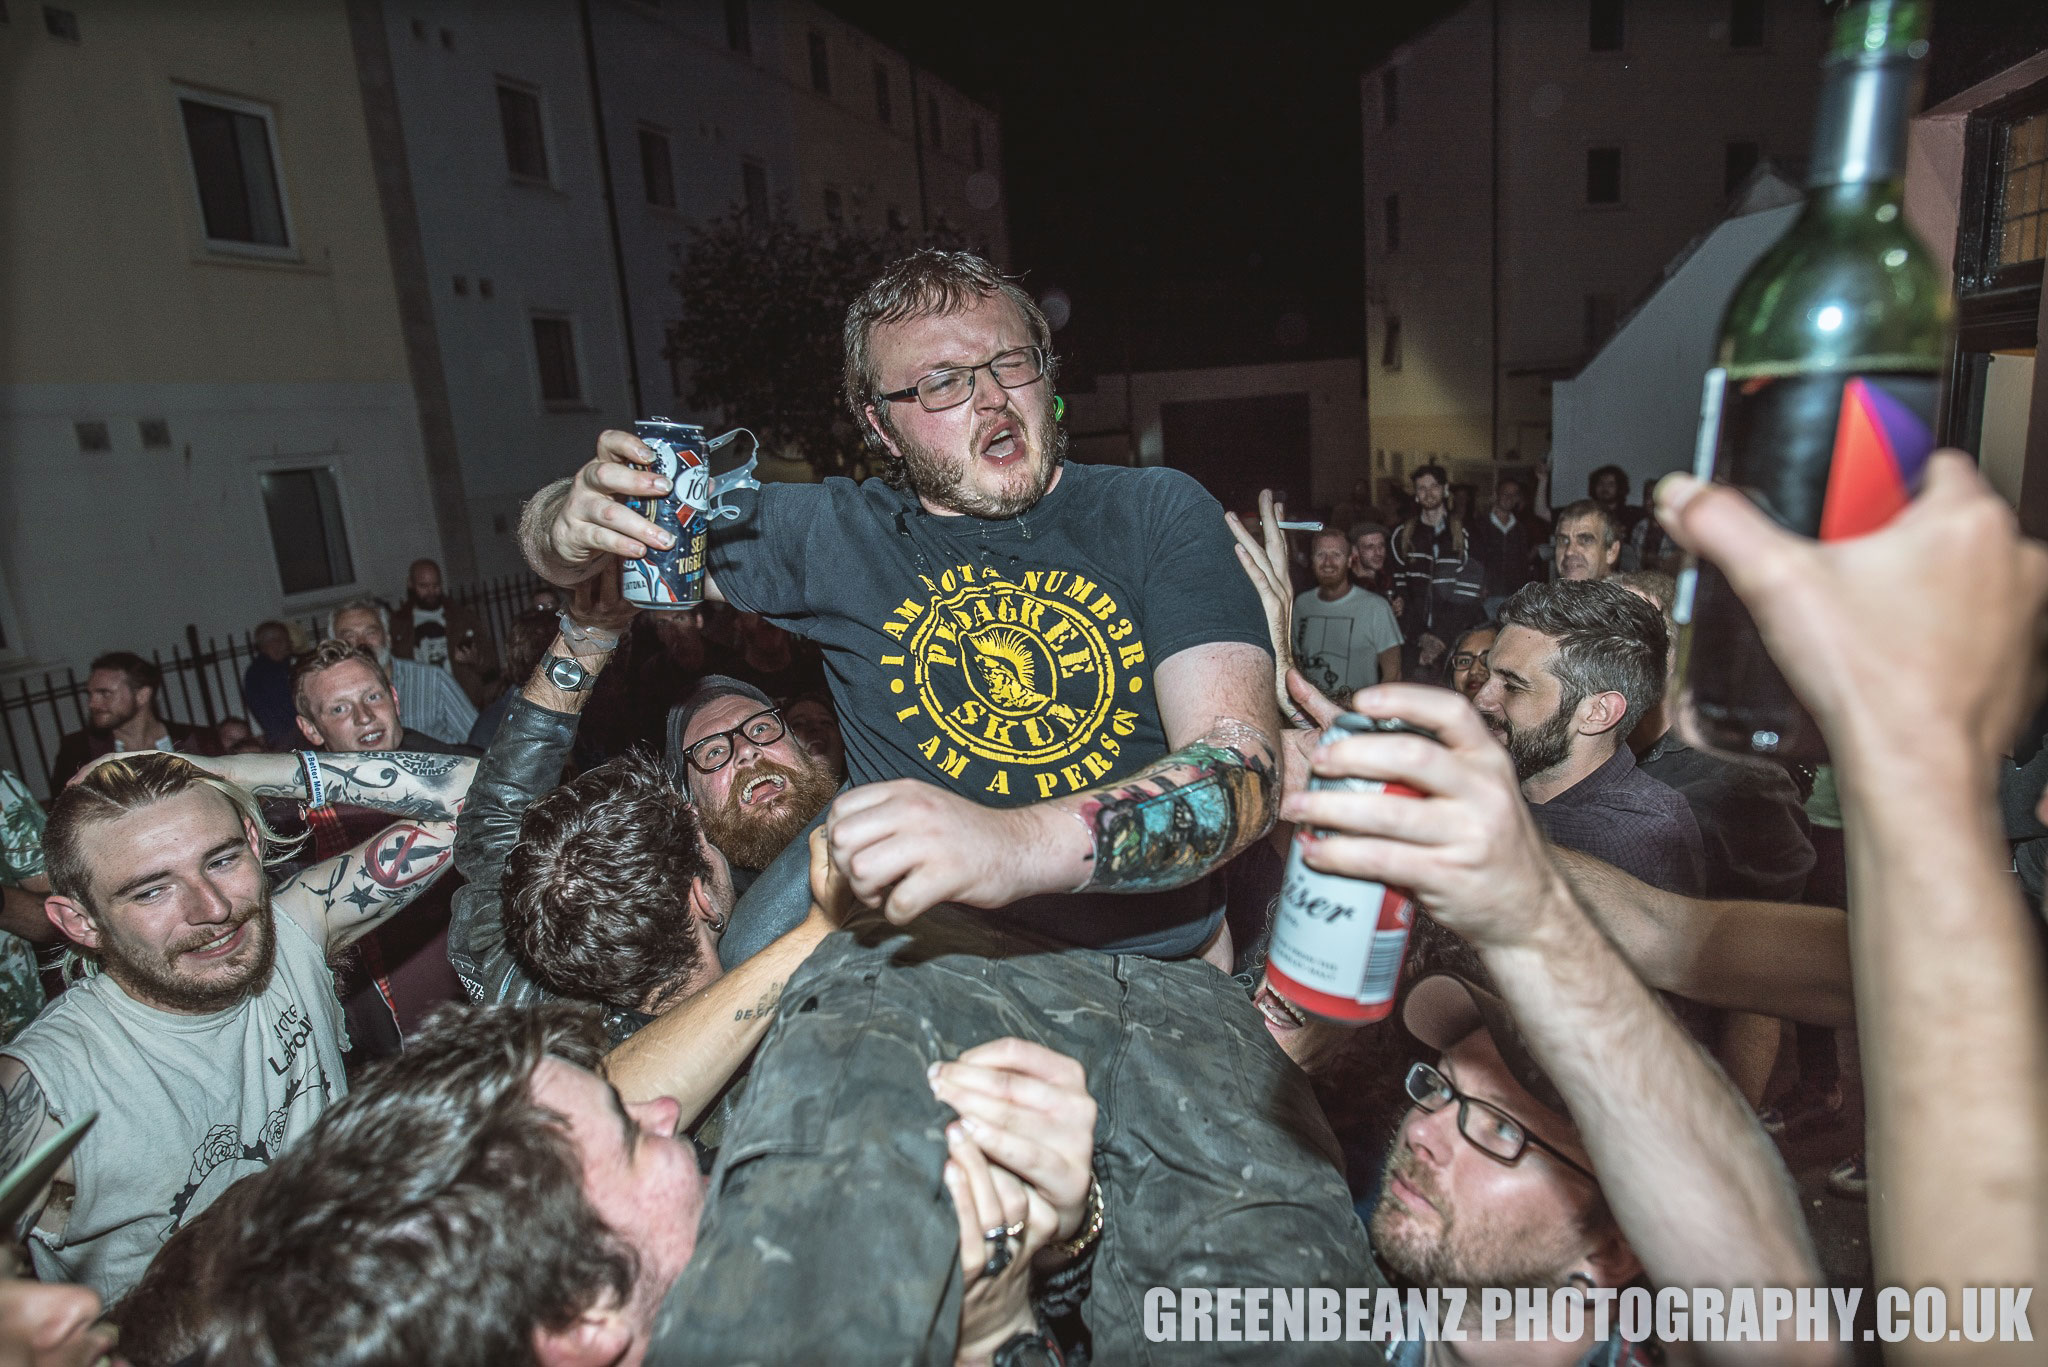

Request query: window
[
  {"left": 874, "top": 62, "right": 892, "bottom": 124},
  {"left": 725, "top": 0, "right": 749, "bottom": 54},
  {"left": 1384, "top": 193, "right": 1400, "bottom": 252},
  {"left": 823, "top": 187, "right": 843, "bottom": 225},
  {"left": 138, "top": 418, "right": 172, "bottom": 448},
  {"left": 1382, "top": 67, "right": 1399, "bottom": 127},
  {"left": 1729, "top": 0, "right": 1766, "bottom": 49},
  {"left": 639, "top": 126, "right": 675, "bottom": 207},
  {"left": 1381, "top": 316, "right": 1402, "bottom": 371},
  {"left": 1993, "top": 107, "right": 2048, "bottom": 271},
  {"left": 497, "top": 82, "right": 549, "bottom": 181},
  {"left": 1584, "top": 293, "right": 1618, "bottom": 350},
  {"left": 74, "top": 420, "right": 109, "bottom": 453},
  {"left": 1724, "top": 139, "right": 1760, "bottom": 198},
  {"left": 1586, "top": 146, "right": 1622, "bottom": 204},
  {"left": 664, "top": 322, "right": 687, "bottom": 398},
  {"left": 928, "top": 95, "right": 943, "bottom": 148},
  {"left": 261, "top": 468, "right": 355, "bottom": 596},
  {"left": 742, "top": 160, "right": 769, "bottom": 223},
  {"left": 1589, "top": 0, "right": 1624, "bottom": 52},
  {"left": 530, "top": 315, "right": 583, "bottom": 406},
  {"left": 178, "top": 93, "right": 290, "bottom": 250},
  {"left": 808, "top": 30, "right": 829, "bottom": 94}
]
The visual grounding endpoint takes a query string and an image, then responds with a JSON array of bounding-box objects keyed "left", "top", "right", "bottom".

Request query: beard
[
  {"left": 1369, "top": 1146, "right": 1582, "bottom": 1294},
  {"left": 700, "top": 755, "right": 840, "bottom": 871},
  {"left": 99, "top": 894, "right": 278, "bottom": 1014},
  {"left": 1503, "top": 704, "right": 1577, "bottom": 784},
  {"left": 895, "top": 398, "right": 1068, "bottom": 520}
]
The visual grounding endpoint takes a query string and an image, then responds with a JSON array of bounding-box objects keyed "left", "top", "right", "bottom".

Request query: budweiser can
[
  {"left": 623, "top": 419, "right": 711, "bottom": 610},
  {"left": 1266, "top": 712, "right": 1430, "bottom": 1024}
]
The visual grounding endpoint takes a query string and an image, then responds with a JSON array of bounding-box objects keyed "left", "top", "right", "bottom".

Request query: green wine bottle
[{"left": 1674, "top": 0, "right": 1952, "bottom": 763}]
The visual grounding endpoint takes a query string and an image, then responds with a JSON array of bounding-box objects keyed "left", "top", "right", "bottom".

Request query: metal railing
[{"left": 0, "top": 573, "right": 546, "bottom": 802}]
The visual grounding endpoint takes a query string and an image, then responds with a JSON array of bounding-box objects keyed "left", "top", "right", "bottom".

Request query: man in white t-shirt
[{"left": 1294, "top": 528, "right": 1403, "bottom": 701}]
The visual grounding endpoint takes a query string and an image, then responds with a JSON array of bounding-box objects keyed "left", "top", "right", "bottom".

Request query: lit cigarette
[{"left": 1276, "top": 520, "right": 1323, "bottom": 531}]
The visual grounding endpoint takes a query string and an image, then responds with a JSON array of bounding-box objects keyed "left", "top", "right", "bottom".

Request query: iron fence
[{"left": 0, "top": 573, "right": 547, "bottom": 802}]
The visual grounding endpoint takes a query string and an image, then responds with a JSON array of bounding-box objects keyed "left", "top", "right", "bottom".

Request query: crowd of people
[{"left": 0, "top": 247, "right": 2038, "bottom": 1365}]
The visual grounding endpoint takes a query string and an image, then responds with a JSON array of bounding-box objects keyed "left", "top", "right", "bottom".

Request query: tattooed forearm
[
  {"left": 0, "top": 1065, "right": 50, "bottom": 1176},
  {"left": 320, "top": 756, "right": 478, "bottom": 821},
  {"left": 732, "top": 980, "right": 785, "bottom": 1023},
  {"left": 283, "top": 820, "right": 458, "bottom": 953},
  {"left": 1074, "top": 719, "right": 1277, "bottom": 895}
]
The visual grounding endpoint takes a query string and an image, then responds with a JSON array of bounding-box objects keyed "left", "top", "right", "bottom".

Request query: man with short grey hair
[{"left": 330, "top": 599, "right": 477, "bottom": 746}]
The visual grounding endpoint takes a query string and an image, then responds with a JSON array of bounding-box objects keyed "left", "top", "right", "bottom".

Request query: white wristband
[{"left": 300, "top": 751, "right": 327, "bottom": 809}]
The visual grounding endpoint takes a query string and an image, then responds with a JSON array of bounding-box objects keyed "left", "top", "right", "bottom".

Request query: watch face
[{"left": 546, "top": 655, "right": 588, "bottom": 690}]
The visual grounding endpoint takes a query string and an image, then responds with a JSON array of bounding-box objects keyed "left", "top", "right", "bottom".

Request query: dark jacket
[
  {"left": 48, "top": 720, "right": 221, "bottom": 793},
  {"left": 1390, "top": 515, "right": 1486, "bottom": 644},
  {"left": 1469, "top": 511, "right": 1549, "bottom": 599},
  {"left": 1638, "top": 732, "right": 1814, "bottom": 902}
]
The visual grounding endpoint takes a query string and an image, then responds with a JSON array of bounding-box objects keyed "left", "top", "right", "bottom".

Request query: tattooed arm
[
  {"left": 275, "top": 819, "right": 458, "bottom": 956},
  {"left": 160, "top": 751, "right": 479, "bottom": 822},
  {"left": 0, "top": 1058, "right": 68, "bottom": 1244},
  {"left": 828, "top": 641, "right": 1281, "bottom": 922}
]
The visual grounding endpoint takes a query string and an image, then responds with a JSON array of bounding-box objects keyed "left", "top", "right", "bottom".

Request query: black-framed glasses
[
  {"left": 681, "top": 708, "right": 785, "bottom": 775},
  {"left": 1450, "top": 653, "right": 1488, "bottom": 672},
  {"left": 875, "top": 346, "right": 1048, "bottom": 412},
  {"left": 1404, "top": 1062, "right": 1596, "bottom": 1184}
]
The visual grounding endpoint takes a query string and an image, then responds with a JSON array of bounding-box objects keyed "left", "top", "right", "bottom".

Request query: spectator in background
[
  {"left": 214, "top": 716, "right": 265, "bottom": 756},
  {"left": 1349, "top": 521, "right": 1396, "bottom": 601},
  {"left": 1293, "top": 528, "right": 1402, "bottom": 702},
  {"left": 390, "top": 559, "right": 501, "bottom": 708},
  {"left": 1390, "top": 465, "right": 1486, "bottom": 674},
  {"left": 1446, "top": 622, "right": 1498, "bottom": 702},
  {"left": 783, "top": 692, "right": 846, "bottom": 780},
  {"left": 466, "top": 609, "right": 560, "bottom": 752},
  {"left": 1474, "top": 581, "right": 1703, "bottom": 897},
  {"left": 48, "top": 652, "right": 221, "bottom": 792},
  {"left": 1588, "top": 463, "right": 1643, "bottom": 543},
  {"left": 1448, "top": 481, "right": 1475, "bottom": 526},
  {"left": 1552, "top": 499, "right": 1624, "bottom": 583},
  {"left": 0, "top": 772, "right": 51, "bottom": 1045},
  {"left": 330, "top": 599, "right": 478, "bottom": 747},
  {"left": 529, "top": 585, "right": 564, "bottom": 614},
  {"left": 1468, "top": 472, "right": 1546, "bottom": 612},
  {"left": 241, "top": 620, "right": 299, "bottom": 748}
]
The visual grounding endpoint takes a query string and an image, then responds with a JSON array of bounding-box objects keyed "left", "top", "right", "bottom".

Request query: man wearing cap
[{"left": 1282, "top": 683, "right": 1831, "bottom": 1367}]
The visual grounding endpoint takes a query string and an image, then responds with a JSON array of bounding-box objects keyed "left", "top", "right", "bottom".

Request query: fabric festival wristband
[
  {"left": 556, "top": 613, "right": 622, "bottom": 656},
  {"left": 300, "top": 751, "right": 327, "bottom": 809}
]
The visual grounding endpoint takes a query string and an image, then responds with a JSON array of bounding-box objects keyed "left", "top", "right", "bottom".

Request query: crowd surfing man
[
  {"left": 0, "top": 747, "right": 475, "bottom": 1302},
  {"left": 520, "top": 249, "right": 1383, "bottom": 1361}
]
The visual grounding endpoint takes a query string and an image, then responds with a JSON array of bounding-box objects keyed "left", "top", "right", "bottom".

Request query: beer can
[
  {"left": 623, "top": 419, "right": 711, "bottom": 611},
  {"left": 1266, "top": 712, "right": 1430, "bottom": 1025}
]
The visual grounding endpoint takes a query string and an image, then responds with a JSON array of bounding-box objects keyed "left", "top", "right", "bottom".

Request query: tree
[{"left": 668, "top": 209, "right": 963, "bottom": 478}]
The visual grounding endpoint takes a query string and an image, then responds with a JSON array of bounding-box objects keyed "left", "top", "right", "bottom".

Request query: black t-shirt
[{"left": 708, "top": 460, "right": 1270, "bottom": 955}]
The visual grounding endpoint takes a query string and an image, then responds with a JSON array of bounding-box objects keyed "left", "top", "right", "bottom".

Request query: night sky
[{"left": 831, "top": 0, "right": 1454, "bottom": 384}]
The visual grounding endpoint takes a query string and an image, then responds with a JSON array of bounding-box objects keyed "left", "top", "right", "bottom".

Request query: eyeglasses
[
  {"left": 1450, "top": 653, "right": 1488, "bottom": 672},
  {"left": 681, "top": 708, "right": 786, "bottom": 775},
  {"left": 1404, "top": 1062, "right": 1596, "bottom": 1184},
  {"left": 876, "top": 346, "right": 1049, "bottom": 413}
]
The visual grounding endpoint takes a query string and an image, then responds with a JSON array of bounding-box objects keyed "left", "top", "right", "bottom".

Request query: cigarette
[{"left": 1276, "top": 520, "right": 1323, "bottom": 531}]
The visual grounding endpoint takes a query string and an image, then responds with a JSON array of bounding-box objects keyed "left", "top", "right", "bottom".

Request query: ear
[
  {"left": 686, "top": 874, "right": 715, "bottom": 925},
  {"left": 1604, "top": 538, "right": 1622, "bottom": 568},
  {"left": 389, "top": 685, "right": 404, "bottom": 724},
  {"left": 861, "top": 402, "right": 900, "bottom": 459},
  {"left": 532, "top": 1304, "right": 634, "bottom": 1367},
  {"left": 296, "top": 716, "right": 324, "bottom": 747},
  {"left": 242, "top": 815, "right": 264, "bottom": 859},
  {"left": 43, "top": 895, "right": 101, "bottom": 951},
  {"left": 1576, "top": 689, "right": 1630, "bottom": 737},
  {"left": 1577, "top": 1221, "right": 1644, "bottom": 1290}
]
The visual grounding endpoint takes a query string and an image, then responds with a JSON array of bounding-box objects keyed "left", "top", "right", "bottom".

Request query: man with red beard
[{"left": 0, "top": 746, "right": 475, "bottom": 1302}]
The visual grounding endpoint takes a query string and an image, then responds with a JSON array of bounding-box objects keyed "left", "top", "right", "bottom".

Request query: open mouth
[
  {"left": 356, "top": 727, "right": 388, "bottom": 749},
  {"left": 979, "top": 418, "right": 1023, "bottom": 466},
  {"left": 184, "top": 921, "right": 248, "bottom": 962},
  {"left": 1254, "top": 984, "right": 1308, "bottom": 1035},
  {"left": 740, "top": 774, "right": 788, "bottom": 808}
]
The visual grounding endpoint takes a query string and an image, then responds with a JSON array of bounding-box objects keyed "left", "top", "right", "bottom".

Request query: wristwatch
[
  {"left": 541, "top": 652, "right": 595, "bottom": 693},
  {"left": 991, "top": 1325, "right": 1062, "bottom": 1367}
]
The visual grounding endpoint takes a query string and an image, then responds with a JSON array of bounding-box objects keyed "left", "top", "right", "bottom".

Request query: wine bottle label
[{"left": 1697, "top": 369, "right": 1938, "bottom": 542}]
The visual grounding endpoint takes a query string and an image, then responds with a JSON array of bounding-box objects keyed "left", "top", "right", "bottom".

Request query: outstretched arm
[
  {"left": 520, "top": 429, "right": 726, "bottom": 601},
  {"left": 154, "top": 750, "right": 477, "bottom": 823}
]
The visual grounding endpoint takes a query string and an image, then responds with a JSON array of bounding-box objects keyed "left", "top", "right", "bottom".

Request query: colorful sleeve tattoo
[{"left": 1075, "top": 719, "right": 1276, "bottom": 895}]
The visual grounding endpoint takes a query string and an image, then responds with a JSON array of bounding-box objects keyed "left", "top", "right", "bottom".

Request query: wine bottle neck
[{"left": 1807, "top": 51, "right": 1922, "bottom": 189}]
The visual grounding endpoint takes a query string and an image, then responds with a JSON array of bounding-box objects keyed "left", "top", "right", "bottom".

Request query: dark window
[
  {"left": 1724, "top": 140, "right": 1760, "bottom": 198},
  {"left": 823, "top": 187, "right": 843, "bottom": 225},
  {"left": 1381, "top": 316, "right": 1402, "bottom": 371},
  {"left": 180, "top": 97, "right": 289, "bottom": 247},
  {"left": 1584, "top": 293, "right": 1618, "bottom": 350},
  {"left": 873, "top": 62, "right": 892, "bottom": 124},
  {"left": 74, "top": 420, "right": 109, "bottom": 453},
  {"left": 971, "top": 120, "right": 984, "bottom": 170},
  {"left": 42, "top": 6, "right": 77, "bottom": 41},
  {"left": 1589, "top": 0, "right": 1624, "bottom": 52},
  {"left": 497, "top": 83, "right": 549, "bottom": 181},
  {"left": 479, "top": 277, "right": 494, "bottom": 298},
  {"left": 531, "top": 316, "right": 582, "bottom": 405},
  {"left": 808, "top": 30, "right": 829, "bottom": 94},
  {"left": 1729, "top": 0, "right": 1766, "bottom": 49},
  {"left": 742, "top": 160, "right": 769, "bottom": 223},
  {"left": 1586, "top": 146, "right": 1622, "bottom": 204},
  {"left": 664, "top": 322, "right": 687, "bottom": 398},
  {"left": 138, "top": 418, "right": 172, "bottom": 448},
  {"left": 928, "top": 94, "right": 942, "bottom": 148},
  {"left": 453, "top": 275, "right": 469, "bottom": 295},
  {"left": 1994, "top": 108, "right": 2048, "bottom": 271},
  {"left": 639, "top": 126, "right": 675, "bottom": 207},
  {"left": 1384, "top": 193, "right": 1400, "bottom": 252},
  {"left": 261, "top": 468, "right": 355, "bottom": 595},
  {"left": 1382, "top": 67, "right": 1399, "bottom": 126}
]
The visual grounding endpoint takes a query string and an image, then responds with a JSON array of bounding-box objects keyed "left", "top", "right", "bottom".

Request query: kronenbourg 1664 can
[
  {"left": 623, "top": 420, "right": 712, "bottom": 610},
  {"left": 1266, "top": 712, "right": 1427, "bottom": 1025}
]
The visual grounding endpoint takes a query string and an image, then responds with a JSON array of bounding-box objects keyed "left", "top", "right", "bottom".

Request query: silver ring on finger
[{"left": 980, "top": 1228, "right": 1015, "bottom": 1279}]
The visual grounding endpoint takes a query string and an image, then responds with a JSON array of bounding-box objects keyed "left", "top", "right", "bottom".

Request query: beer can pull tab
[{"left": 704, "top": 428, "right": 762, "bottom": 522}]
